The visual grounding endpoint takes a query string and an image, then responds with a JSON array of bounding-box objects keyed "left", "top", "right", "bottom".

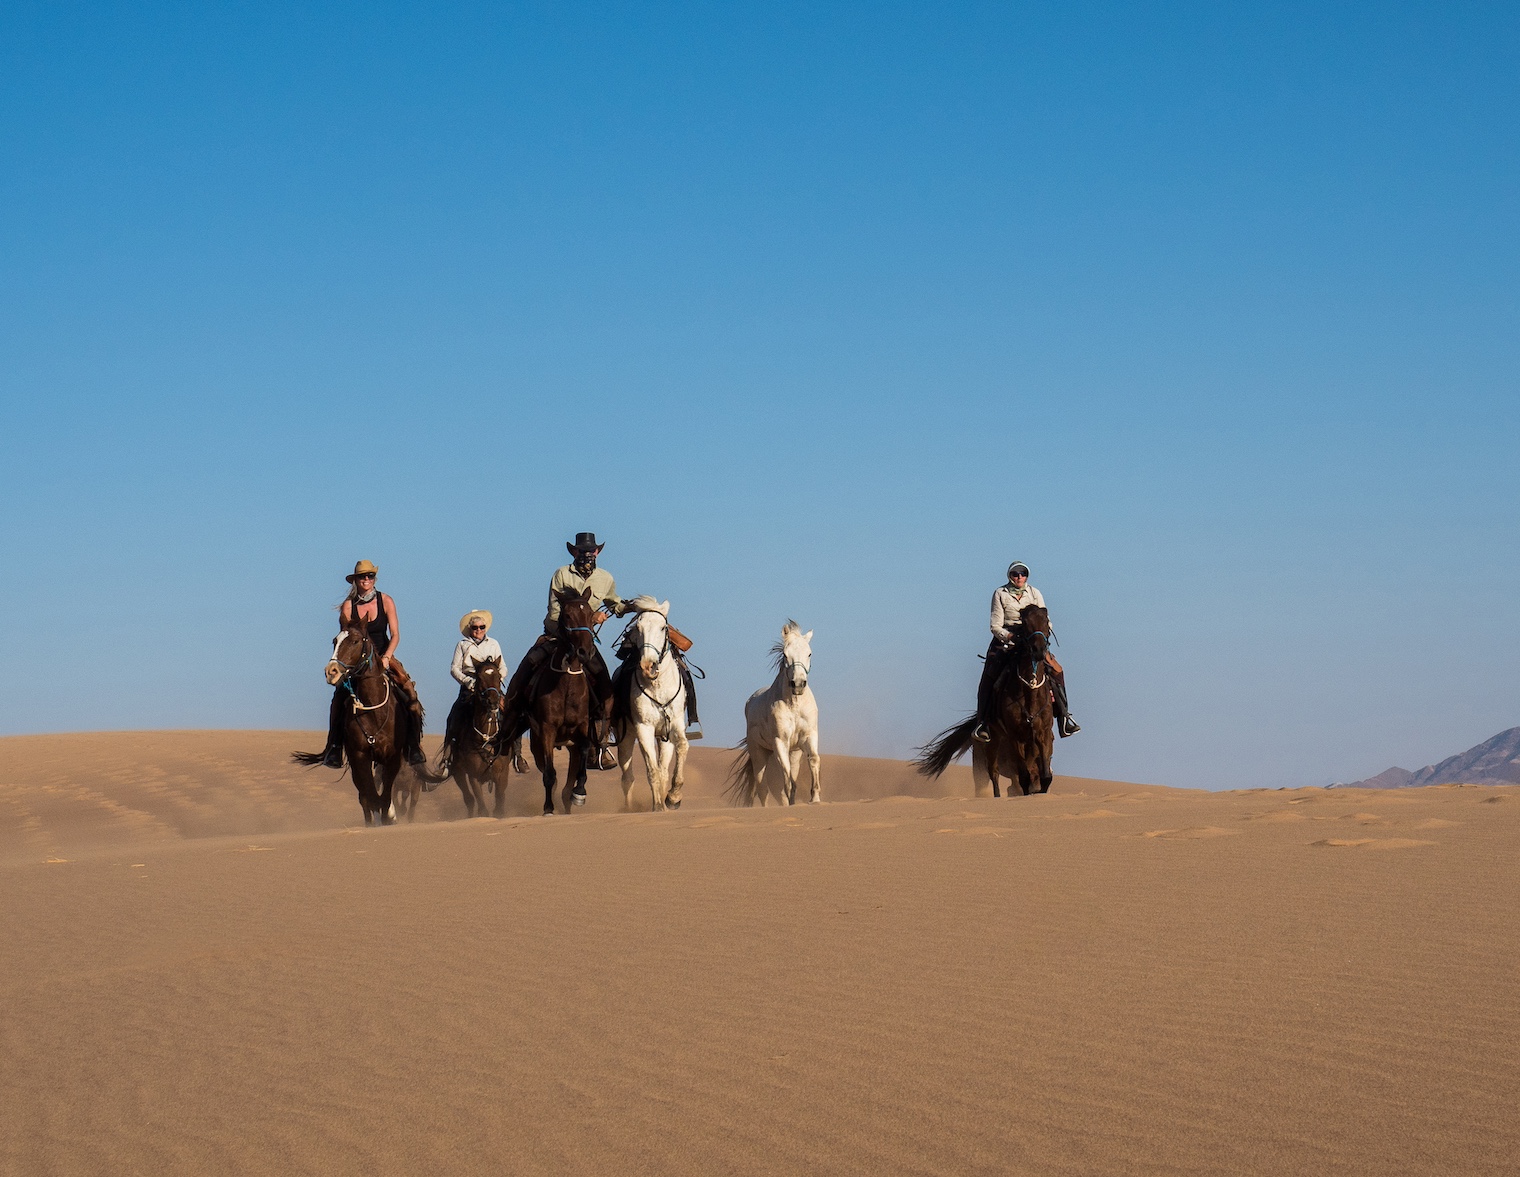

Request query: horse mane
[{"left": 771, "top": 620, "right": 803, "bottom": 672}]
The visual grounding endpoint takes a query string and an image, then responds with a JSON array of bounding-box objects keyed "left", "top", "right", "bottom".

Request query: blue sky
[{"left": 2, "top": 1, "right": 1515, "bottom": 788}]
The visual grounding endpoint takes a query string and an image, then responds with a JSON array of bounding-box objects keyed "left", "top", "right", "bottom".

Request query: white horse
[
  {"left": 727, "top": 621, "right": 821, "bottom": 806},
  {"left": 614, "top": 598, "right": 690, "bottom": 812}
]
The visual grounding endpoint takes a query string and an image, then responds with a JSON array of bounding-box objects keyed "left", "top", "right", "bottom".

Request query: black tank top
[{"left": 353, "top": 592, "right": 392, "bottom": 654}]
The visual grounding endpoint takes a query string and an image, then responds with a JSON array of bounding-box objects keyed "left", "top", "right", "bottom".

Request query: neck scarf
[{"left": 353, "top": 588, "right": 378, "bottom": 605}]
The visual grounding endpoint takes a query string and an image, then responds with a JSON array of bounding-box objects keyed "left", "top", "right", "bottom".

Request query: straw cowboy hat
[
  {"left": 345, "top": 559, "right": 379, "bottom": 584},
  {"left": 459, "top": 609, "right": 493, "bottom": 636},
  {"left": 566, "top": 531, "right": 605, "bottom": 556}
]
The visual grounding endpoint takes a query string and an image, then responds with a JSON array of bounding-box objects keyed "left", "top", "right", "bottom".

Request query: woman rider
[
  {"left": 974, "top": 561, "right": 1081, "bottom": 741},
  {"left": 435, "top": 609, "right": 506, "bottom": 774},
  {"left": 320, "top": 560, "right": 429, "bottom": 768}
]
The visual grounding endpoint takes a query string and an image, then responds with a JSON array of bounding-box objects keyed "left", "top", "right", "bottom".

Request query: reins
[{"left": 328, "top": 634, "right": 393, "bottom": 748}]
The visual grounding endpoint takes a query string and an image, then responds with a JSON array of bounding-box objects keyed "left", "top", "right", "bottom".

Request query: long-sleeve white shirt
[
  {"left": 990, "top": 584, "right": 1046, "bottom": 637},
  {"left": 451, "top": 636, "right": 505, "bottom": 689}
]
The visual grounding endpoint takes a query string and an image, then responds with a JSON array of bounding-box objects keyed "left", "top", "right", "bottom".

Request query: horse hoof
[
  {"left": 572, "top": 794, "right": 586, "bottom": 807},
  {"left": 667, "top": 798, "right": 680, "bottom": 810}
]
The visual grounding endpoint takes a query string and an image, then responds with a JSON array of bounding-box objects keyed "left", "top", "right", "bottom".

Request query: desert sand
[{"left": 2, "top": 731, "right": 1517, "bottom": 1176}]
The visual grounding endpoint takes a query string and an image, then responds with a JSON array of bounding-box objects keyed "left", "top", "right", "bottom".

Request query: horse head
[
  {"left": 556, "top": 587, "right": 597, "bottom": 665},
  {"left": 475, "top": 655, "right": 503, "bottom": 695},
  {"left": 776, "top": 620, "right": 813, "bottom": 697},
  {"left": 1018, "top": 604, "right": 1050, "bottom": 662},
  {"left": 628, "top": 600, "right": 673, "bottom": 683},
  {"left": 326, "top": 616, "right": 371, "bottom": 686}
]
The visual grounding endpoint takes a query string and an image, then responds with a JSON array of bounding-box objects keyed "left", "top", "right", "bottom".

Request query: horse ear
[
  {"left": 580, "top": 587, "right": 592, "bottom": 603},
  {"left": 659, "top": 600, "right": 670, "bottom": 617},
  {"left": 803, "top": 630, "right": 813, "bottom": 643}
]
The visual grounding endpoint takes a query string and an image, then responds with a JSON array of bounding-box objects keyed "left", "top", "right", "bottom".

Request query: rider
[
  {"left": 321, "top": 560, "right": 429, "bottom": 768},
  {"left": 435, "top": 609, "right": 505, "bottom": 774},
  {"left": 501, "top": 533, "right": 705, "bottom": 775},
  {"left": 973, "top": 561, "right": 1081, "bottom": 742},
  {"left": 501, "top": 533, "right": 628, "bottom": 771}
]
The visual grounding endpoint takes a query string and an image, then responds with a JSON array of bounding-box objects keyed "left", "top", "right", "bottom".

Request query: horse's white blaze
[
  {"left": 616, "top": 602, "right": 688, "bottom": 813},
  {"left": 737, "top": 621, "right": 821, "bottom": 806}
]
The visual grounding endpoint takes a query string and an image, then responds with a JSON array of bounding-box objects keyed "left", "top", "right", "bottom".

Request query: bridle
[
  {"left": 632, "top": 611, "right": 683, "bottom": 715},
  {"left": 551, "top": 619, "right": 595, "bottom": 675},
  {"left": 328, "top": 633, "right": 391, "bottom": 746},
  {"left": 1010, "top": 627, "right": 1050, "bottom": 690},
  {"left": 784, "top": 654, "right": 810, "bottom": 695}
]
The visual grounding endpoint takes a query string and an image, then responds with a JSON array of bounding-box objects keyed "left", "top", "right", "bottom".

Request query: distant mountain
[{"left": 1339, "top": 727, "right": 1520, "bottom": 789}]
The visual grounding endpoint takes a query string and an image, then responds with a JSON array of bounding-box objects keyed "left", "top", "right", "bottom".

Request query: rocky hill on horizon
[{"left": 1338, "top": 726, "right": 1520, "bottom": 789}]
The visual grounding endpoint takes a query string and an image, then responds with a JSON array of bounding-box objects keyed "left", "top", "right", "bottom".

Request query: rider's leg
[
  {"left": 387, "top": 657, "right": 429, "bottom": 765},
  {"left": 585, "top": 647, "right": 617, "bottom": 775},
  {"left": 1049, "top": 664, "right": 1081, "bottom": 737},
  {"left": 502, "top": 634, "right": 553, "bottom": 717},
  {"left": 677, "top": 655, "right": 703, "bottom": 739},
  {"left": 438, "top": 686, "right": 470, "bottom": 769},
  {"left": 323, "top": 687, "right": 345, "bottom": 768},
  {"left": 973, "top": 641, "right": 1001, "bottom": 742}
]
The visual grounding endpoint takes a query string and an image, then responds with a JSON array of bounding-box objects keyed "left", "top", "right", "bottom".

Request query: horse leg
[
  {"left": 378, "top": 761, "right": 398, "bottom": 825},
  {"left": 565, "top": 743, "right": 583, "bottom": 814},
  {"left": 772, "top": 738, "right": 794, "bottom": 806},
  {"left": 351, "top": 755, "right": 377, "bottom": 824},
  {"left": 804, "top": 727, "right": 822, "bottom": 803},
  {"left": 617, "top": 726, "right": 638, "bottom": 811},
  {"left": 666, "top": 728, "right": 689, "bottom": 810},
  {"left": 787, "top": 747, "right": 804, "bottom": 805},
  {"left": 637, "top": 724, "right": 665, "bottom": 810},
  {"left": 493, "top": 760, "right": 510, "bottom": 818},
  {"left": 532, "top": 727, "right": 556, "bottom": 815}
]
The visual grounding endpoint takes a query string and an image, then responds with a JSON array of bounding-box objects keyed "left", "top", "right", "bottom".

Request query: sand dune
[{"left": 2, "top": 732, "right": 1517, "bottom": 1175}]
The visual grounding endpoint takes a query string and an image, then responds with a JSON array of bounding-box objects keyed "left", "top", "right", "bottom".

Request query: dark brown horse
[
  {"left": 914, "top": 603, "right": 1056, "bottom": 797},
  {"left": 505, "top": 588, "right": 599, "bottom": 815},
  {"left": 447, "top": 655, "right": 513, "bottom": 818},
  {"left": 292, "top": 615, "right": 443, "bottom": 823}
]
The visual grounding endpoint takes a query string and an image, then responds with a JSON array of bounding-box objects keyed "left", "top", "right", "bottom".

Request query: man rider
[
  {"left": 500, "top": 534, "right": 628, "bottom": 781},
  {"left": 321, "top": 560, "right": 429, "bottom": 768},
  {"left": 434, "top": 609, "right": 505, "bottom": 775},
  {"left": 501, "top": 533, "right": 704, "bottom": 784},
  {"left": 973, "top": 561, "right": 1081, "bottom": 742}
]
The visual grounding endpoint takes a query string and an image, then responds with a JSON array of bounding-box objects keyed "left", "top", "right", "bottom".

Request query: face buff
[{"left": 354, "top": 588, "right": 378, "bottom": 604}]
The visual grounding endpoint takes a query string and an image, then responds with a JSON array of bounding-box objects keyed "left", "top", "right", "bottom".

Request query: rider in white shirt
[
  {"left": 437, "top": 609, "right": 506, "bottom": 772},
  {"left": 974, "top": 561, "right": 1080, "bottom": 741}
]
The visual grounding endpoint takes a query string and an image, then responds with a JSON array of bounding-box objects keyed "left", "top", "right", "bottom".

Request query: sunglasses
[
  {"left": 470, "top": 624, "right": 488, "bottom": 631},
  {"left": 1010, "top": 571, "right": 1028, "bottom": 577},
  {"left": 355, "top": 573, "right": 376, "bottom": 580}
]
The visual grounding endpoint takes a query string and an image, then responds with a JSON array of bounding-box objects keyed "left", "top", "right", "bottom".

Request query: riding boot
[
  {"left": 323, "top": 689, "right": 345, "bottom": 768},
  {"left": 1051, "top": 670, "right": 1081, "bottom": 737},
  {"left": 502, "top": 637, "right": 552, "bottom": 723},
  {"left": 678, "top": 657, "right": 703, "bottom": 740},
  {"left": 387, "top": 660, "right": 429, "bottom": 766}
]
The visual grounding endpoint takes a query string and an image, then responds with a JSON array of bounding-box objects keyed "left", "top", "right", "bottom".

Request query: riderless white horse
[
  {"left": 613, "top": 598, "right": 690, "bottom": 812},
  {"left": 727, "top": 621, "right": 821, "bottom": 806}
]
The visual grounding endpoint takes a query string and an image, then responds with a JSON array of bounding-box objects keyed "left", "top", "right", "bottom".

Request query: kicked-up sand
[{"left": 1, "top": 731, "right": 1517, "bottom": 1175}]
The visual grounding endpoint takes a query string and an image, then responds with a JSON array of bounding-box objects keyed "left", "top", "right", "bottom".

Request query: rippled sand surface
[{"left": 2, "top": 731, "right": 1516, "bottom": 1175}]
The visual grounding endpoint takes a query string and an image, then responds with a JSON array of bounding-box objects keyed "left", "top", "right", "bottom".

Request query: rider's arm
[
  {"left": 450, "top": 640, "right": 472, "bottom": 687},
  {"left": 990, "top": 589, "right": 1010, "bottom": 638},
  {"left": 545, "top": 567, "right": 568, "bottom": 627},
  {"left": 381, "top": 593, "right": 400, "bottom": 665},
  {"left": 338, "top": 598, "right": 353, "bottom": 630},
  {"left": 597, "top": 573, "right": 622, "bottom": 622}
]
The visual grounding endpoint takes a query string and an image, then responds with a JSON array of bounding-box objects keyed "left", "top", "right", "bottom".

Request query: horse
[
  {"left": 447, "top": 655, "right": 513, "bottom": 818},
  {"left": 292, "top": 617, "right": 416, "bottom": 824},
  {"left": 611, "top": 598, "right": 689, "bottom": 811},
  {"left": 506, "top": 587, "right": 599, "bottom": 815},
  {"left": 726, "top": 621, "right": 821, "bottom": 806},
  {"left": 914, "top": 603, "right": 1054, "bottom": 797}
]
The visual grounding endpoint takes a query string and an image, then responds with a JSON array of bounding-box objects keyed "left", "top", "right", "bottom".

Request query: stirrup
[
  {"left": 1059, "top": 716, "right": 1082, "bottom": 738},
  {"left": 971, "top": 723, "right": 990, "bottom": 744},
  {"left": 685, "top": 721, "right": 703, "bottom": 740},
  {"left": 322, "top": 745, "right": 344, "bottom": 769}
]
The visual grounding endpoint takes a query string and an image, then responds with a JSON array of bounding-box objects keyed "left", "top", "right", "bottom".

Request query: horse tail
[
  {"left": 414, "top": 760, "right": 451, "bottom": 791},
  {"left": 913, "top": 715, "right": 979, "bottom": 779},
  {"left": 723, "top": 736, "right": 762, "bottom": 807},
  {"left": 291, "top": 749, "right": 331, "bottom": 767}
]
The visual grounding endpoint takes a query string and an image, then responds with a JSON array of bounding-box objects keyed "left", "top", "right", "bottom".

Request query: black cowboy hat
[{"left": 567, "top": 532, "right": 605, "bottom": 555}]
